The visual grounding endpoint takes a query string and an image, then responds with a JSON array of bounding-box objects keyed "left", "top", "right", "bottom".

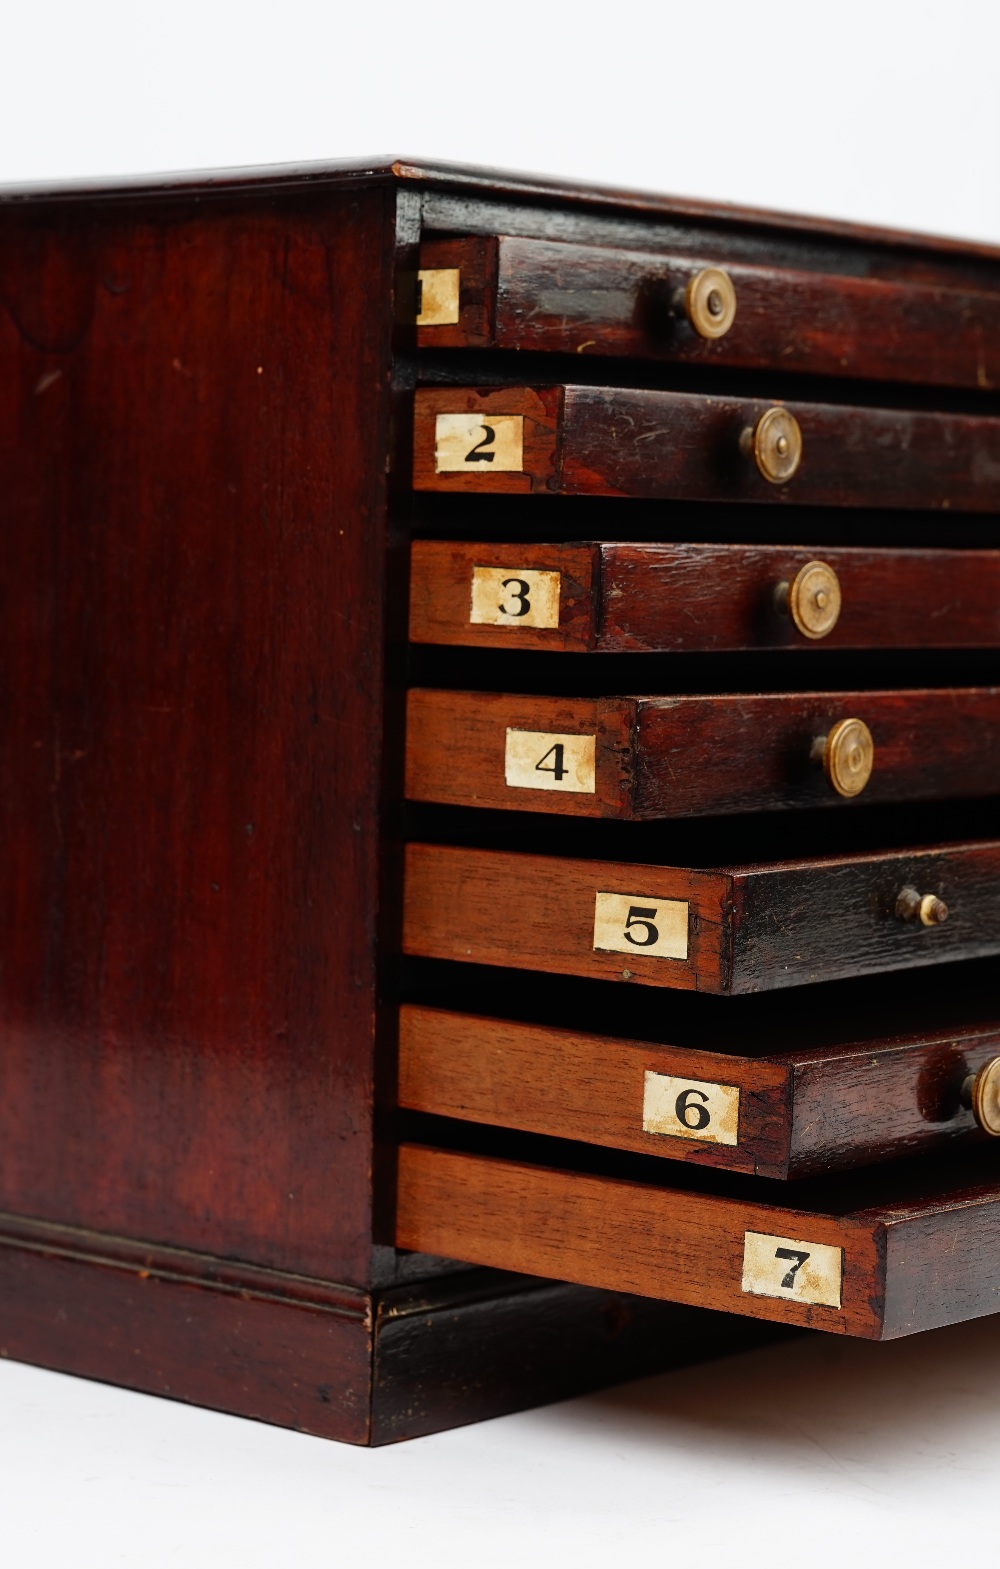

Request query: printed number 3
[
  {"left": 465, "top": 424, "right": 496, "bottom": 463},
  {"left": 500, "top": 577, "right": 531, "bottom": 617},
  {"left": 774, "top": 1247, "right": 810, "bottom": 1288},
  {"left": 623, "top": 905, "right": 659, "bottom": 947}
]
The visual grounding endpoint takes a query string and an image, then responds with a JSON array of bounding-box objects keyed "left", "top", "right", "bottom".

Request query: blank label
[
  {"left": 435, "top": 414, "right": 524, "bottom": 473},
  {"left": 593, "top": 892, "right": 689, "bottom": 961},
  {"left": 643, "top": 1072, "right": 739, "bottom": 1145},
  {"left": 505, "top": 731, "right": 596, "bottom": 794},
  {"left": 470, "top": 567, "right": 561, "bottom": 629},
  {"left": 742, "top": 1232, "right": 843, "bottom": 1308},
  {"left": 416, "top": 269, "right": 460, "bottom": 326}
]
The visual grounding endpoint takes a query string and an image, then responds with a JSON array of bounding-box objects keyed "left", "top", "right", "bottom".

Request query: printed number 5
[
  {"left": 774, "top": 1247, "right": 810, "bottom": 1289},
  {"left": 623, "top": 905, "right": 659, "bottom": 947}
]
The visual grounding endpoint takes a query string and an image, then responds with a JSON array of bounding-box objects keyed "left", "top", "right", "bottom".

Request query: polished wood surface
[
  {"left": 413, "top": 385, "right": 1000, "bottom": 510},
  {"left": 398, "top": 1004, "right": 1000, "bottom": 1177},
  {"left": 417, "top": 234, "right": 1000, "bottom": 389},
  {"left": 406, "top": 687, "right": 1000, "bottom": 817},
  {"left": 409, "top": 541, "right": 1000, "bottom": 653},
  {"left": 395, "top": 1143, "right": 1000, "bottom": 1340},
  {"left": 403, "top": 841, "right": 1000, "bottom": 993}
]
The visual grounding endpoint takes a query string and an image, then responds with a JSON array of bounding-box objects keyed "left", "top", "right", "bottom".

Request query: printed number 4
[
  {"left": 774, "top": 1248, "right": 810, "bottom": 1289},
  {"left": 535, "top": 744, "right": 567, "bottom": 781},
  {"left": 623, "top": 905, "right": 659, "bottom": 948}
]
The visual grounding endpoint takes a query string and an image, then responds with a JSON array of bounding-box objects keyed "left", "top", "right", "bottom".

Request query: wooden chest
[{"left": 2, "top": 159, "right": 1000, "bottom": 1443}]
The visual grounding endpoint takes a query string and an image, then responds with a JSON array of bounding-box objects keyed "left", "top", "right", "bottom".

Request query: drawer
[
  {"left": 406, "top": 688, "right": 1000, "bottom": 818},
  {"left": 409, "top": 541, "right": 1000, "bottom": 653},
  {"left": 415, "top": 235, "right": 1000, "bottom": 391},
  {"left": 403, "top": 840, "right": 1000, "bottom": 993},
  {"left": 413, "top": 385, "right": 1000, "bottom": 510},
  {"left": 399, "top": 1003, "right": 1000, "bottom": 1178},
  {"left": 395, "top": 1142, "right": 1000, "bottom": 1339}
]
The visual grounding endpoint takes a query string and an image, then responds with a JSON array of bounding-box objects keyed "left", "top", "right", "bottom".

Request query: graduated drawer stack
[{"left": 393, "top": 214, "right": 1000, "bottom": 1341}]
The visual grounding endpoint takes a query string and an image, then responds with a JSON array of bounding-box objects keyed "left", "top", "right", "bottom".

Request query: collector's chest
[{"left": 3, "top": 159, "right": 1000, "bottom": 1444}]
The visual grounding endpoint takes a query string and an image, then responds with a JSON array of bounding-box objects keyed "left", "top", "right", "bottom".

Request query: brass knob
[
  {"left": 895, "top": 887, "right": 949, "bottom": 926},
  {"left": 685, "top": 268, "right": 737, "bottom": 339},
  {"left": 968, "top": 1058, "right": 1000, "bottom": 1135},
  {"left": 747, "top": 406, "right": 802, "bottom": 484},
  {"left": 821, "top": 717, "right": 874, "bottom": 797},
  {"left": 778, "top": 560, "right": 842, "bottom": 640}
]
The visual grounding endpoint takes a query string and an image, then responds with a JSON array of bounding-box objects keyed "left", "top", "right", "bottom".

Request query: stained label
[
  {"left": 470, "top": 567, "right": 561, "bottom": 629},
  {"left": 642, "top": 1072, "right": 740, "bottom": 1145},
  {"left": 504, "top": 730, "right": 596, "bottom": 793},
  {"left": 434, "top": 414, "right": 524, "bottom": 473},
  {"left": 592, "top": 892, "right": 689, "bottom": 961},
  {"left": 416, "top": 269, "right": 461, "bottom": 326},
  {"left": 741, "top": 1232, "right": 843, "bottom": 1308}
]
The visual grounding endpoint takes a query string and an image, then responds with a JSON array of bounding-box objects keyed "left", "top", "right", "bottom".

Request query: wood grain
[
  {"left": 409, "top": 541, "right": 1000, "bottom": 653},
  {"left": 395, "top": 1145, "right": 881, "bottom": 1335},
  {"left": 413, "top": 384, "right": 1000, "bottom": 510},
  {"left": 405, "top": 688, "right": 1000, "bottom": 818},
  {"left": 403, "top": 841, "right": 1000, "bottom": 994},
  {"left": 415, "top": 234, "right": 1000, "bottom": 390},
  {"left": 398, "top": 1005, "right": 1000, "bottom": 1178}
]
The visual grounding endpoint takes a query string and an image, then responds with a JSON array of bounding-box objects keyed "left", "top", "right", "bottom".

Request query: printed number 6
[
  {"left": 674, "top": 1087, "right": 711, "bottom": 1131},
  {"left": 623, "top": 905, "right": 659, "bottom": 947}
]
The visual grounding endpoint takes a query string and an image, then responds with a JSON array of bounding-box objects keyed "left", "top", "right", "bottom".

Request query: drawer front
[
  {"left": 413, "top": 385, "right": 1000, "bottom": 510},
  {"left": 403, "top": 841, "right": 1000, "bottom": 994},
  {"left": 416, "top": 236, "right": 1000, "bottom": 391},
  {"left": 395, "top": 1144, "right": 1000, "bottom": 1340},
  {"left": 399, "top": 1005, "right": 1000, "bottom": 1178},
  {"left": 406, "top": 688, "right": 1000, "bottom": 818},
  {"left": 409, "top": 541, "right": 1000, "bottom": 653}
]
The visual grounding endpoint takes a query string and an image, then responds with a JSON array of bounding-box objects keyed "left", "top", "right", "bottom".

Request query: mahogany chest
[{"left": 2, "top": 158, "right": 1000, "bottom": 1443}]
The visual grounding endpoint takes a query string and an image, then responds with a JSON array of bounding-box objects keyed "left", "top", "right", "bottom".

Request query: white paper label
[
  {"left": 470, "top": 567, "right": 561, "bottom": 629},
  {"left": 416, "top": 268, "right": 461, "bottom": 326},
  {"left": 592, "top": 892, "right": 688, "bottom": 962},
  {"left": 434, "top": 413, "right": 523, "bottom": 473},
  {"left": 642, "top": 1072, "right": 740, "bottom": 1145},
  {"left": 504, "top": 731, "right": 595, "bottom": 794},
  {"left": 741, "top": 1232, "right": 842, "bottom": 1308}
]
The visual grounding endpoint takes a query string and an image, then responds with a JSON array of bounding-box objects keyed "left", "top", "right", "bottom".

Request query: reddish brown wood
[
  {"left": 0, "top": 184, "right": 401, "bottom": 1286},
  {"left": 399, "top": 1004, "right": 1000, "bottom": 1178},
  {"left": 395, "top": 1145, "right": 881, "bottom": 1336},
  {"left": 413, "top": 384, "right": 1000, "bottom": 510},
  {"left": 403, "top": 841, "right": 1000, "bottom": 994},
  {"left": 396, "top": 1143, "right": 1000, "bottom": 1340},
  {"left": 412, "top": 385, "right": 560, "bottom": 495},
  {"left": 409, "top": 541, "right": 598, "bottom": 652},
  {"left": 416, "top": 235, "right": 1000, "bottom": 389},
  {"left": 409, "top": 541, "right": 1000, "bottom": 653},
  {"left": 405, "top": 688, "right": 1000, "bottom": 818}
]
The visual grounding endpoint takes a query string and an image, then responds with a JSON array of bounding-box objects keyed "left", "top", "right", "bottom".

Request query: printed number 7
[{"left": 774, "top": 1248, "right": 810, "bottom": 1289}]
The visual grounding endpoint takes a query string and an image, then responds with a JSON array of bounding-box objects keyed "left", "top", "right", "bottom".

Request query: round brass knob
[
  {"left": 786, "top": 560, "right": 842, "bottom": 640},
  {"left": 895, "top": 887, "right": 949, "bottom": 926},
  {"left": 970, "top": 1058, "right": 1000, "bottom": 1135},
  {"left": 822, "top": 717, "right": 874, "bottom": 797},
  {"left": 749, "top": 406, "right": 802, "bottom": 484},
  {"left": 685, "top": 268, "right": 737, "bottom": 340}
]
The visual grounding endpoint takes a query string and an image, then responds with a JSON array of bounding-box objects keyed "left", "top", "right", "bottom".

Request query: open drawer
[{"left": 395, "top": 1141, "right": 1000, "bottom": 1340}]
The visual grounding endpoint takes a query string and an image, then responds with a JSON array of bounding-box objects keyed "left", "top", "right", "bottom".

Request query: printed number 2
[
  {"left": 465, "top": 424, "right": 496, "bottom": 463},
  {"left": 500, "top": 577, "right": 531, "bottom": 617},
  {"left": 775, "top": 1248, "right": 810, "bottom": 1289},
  {"left": 623, "top": 906, "right": 659, "bottom": 947},
  {"left": 535, "top": 743, "right": 567, "bottom": 781}
]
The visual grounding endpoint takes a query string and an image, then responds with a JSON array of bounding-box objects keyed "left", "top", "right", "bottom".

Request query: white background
[{"left": 4, "top": 1, "right": 1000, "bottom": 1561}]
